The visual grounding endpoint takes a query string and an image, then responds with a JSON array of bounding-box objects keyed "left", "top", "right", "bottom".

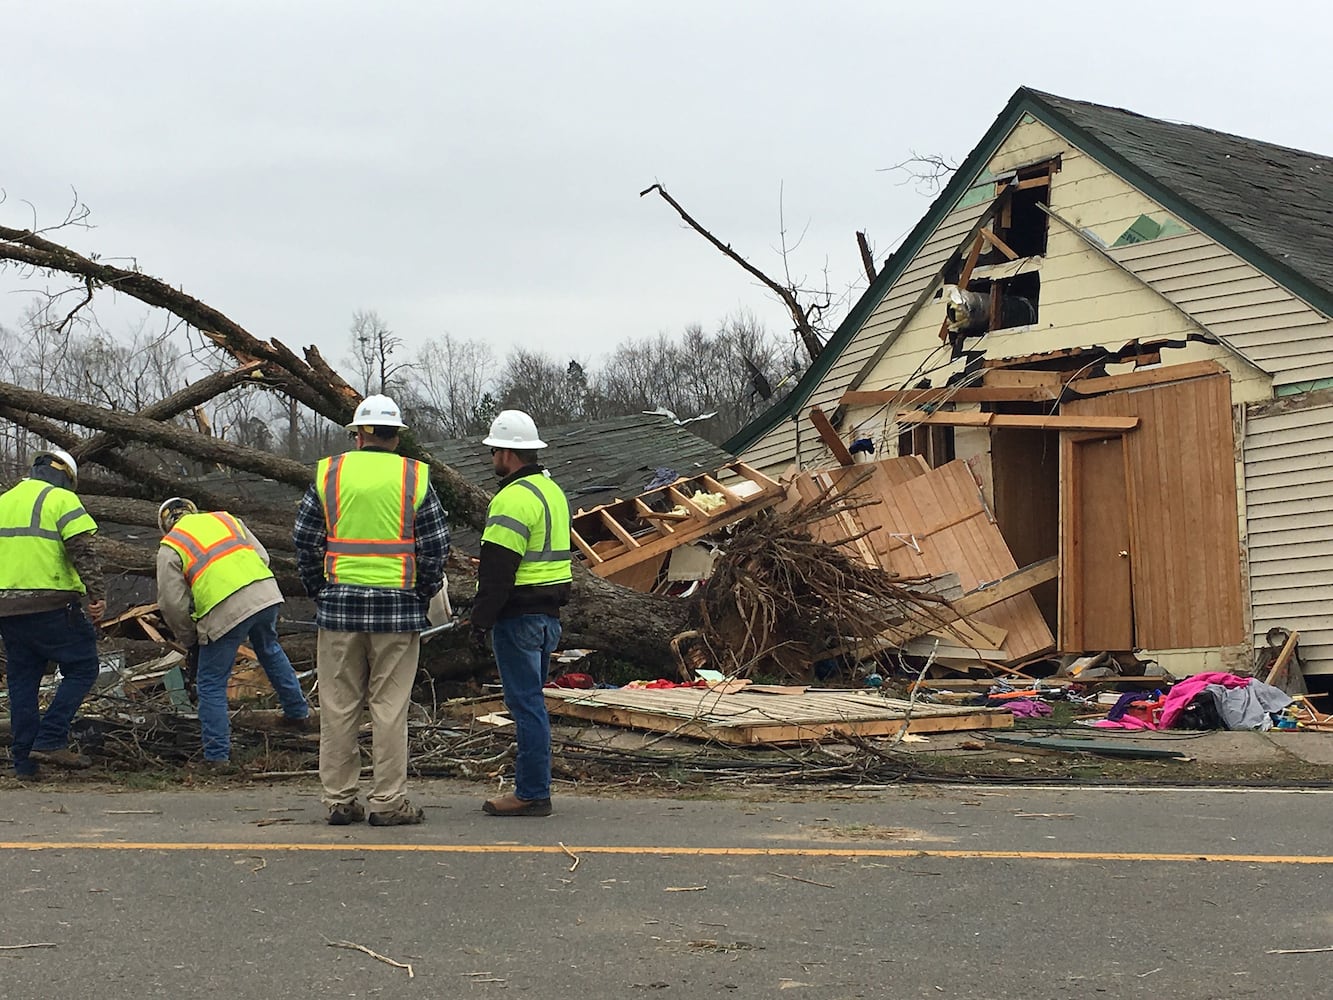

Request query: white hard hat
[
  {"left": 483, "top": 410, "right": 547, "bottom": 450},
  {"left": 158, "top": 496, "right": 198, "bottom": 534},
  {"left": 346, "top": 394, "right": 408, "bottom": 431},
  {"left": 33, "top": 448, "right": 79, "bottom": 490}
]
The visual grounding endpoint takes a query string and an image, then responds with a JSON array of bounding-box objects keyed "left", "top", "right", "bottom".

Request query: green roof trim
[{"left": 725, "top": 86, "right": 1333, "bottom": 456}]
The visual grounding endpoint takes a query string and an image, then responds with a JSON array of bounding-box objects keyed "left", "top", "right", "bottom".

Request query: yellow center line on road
[{"left": 1, "top": 841, "right": 1331, "bottom": 864}]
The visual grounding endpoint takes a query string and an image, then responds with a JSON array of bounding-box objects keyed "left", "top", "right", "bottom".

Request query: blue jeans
[
  {"left": 0, "top": 603, "right": 100, "bottom": 776},
  {"left": 196, "top": 604, "right": 309, "bottom": 761},
  {"left": 492, "top": 613, "right": 560, "bottom": 801}
]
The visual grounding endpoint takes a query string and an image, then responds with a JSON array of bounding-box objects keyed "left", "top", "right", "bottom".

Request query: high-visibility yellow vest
[
  {"left": 481, "top": 472, "right": 572, "bottom": 588},
  {"left": 0, "top": 478, "right": 98, "bottom": 594},
  {"left": 161, "top": 511, "right": 274, "bottom": 620},
  {"left": 314, "top": 450, "right": 429, "bottom": 589}
]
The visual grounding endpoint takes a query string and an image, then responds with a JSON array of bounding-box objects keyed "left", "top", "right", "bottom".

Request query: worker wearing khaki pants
[{"left": 292, "top": 395, "right": 449, "bottom": 827}]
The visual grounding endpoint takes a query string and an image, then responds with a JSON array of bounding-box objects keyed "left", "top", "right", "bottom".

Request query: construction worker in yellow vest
[
  {"left": 472, "top": 410, "right": 572, "bottom": 817},
  {"left": 0, "top": 449, "right": 105, "bottom": 777},
  {"left": 157, "top": 498, "right": 311, "bottom": 768},
  {"left": 292, "top": 394, "right": 450, "bottom": 827}
]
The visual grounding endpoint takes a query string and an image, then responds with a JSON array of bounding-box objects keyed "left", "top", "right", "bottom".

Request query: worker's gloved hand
[{"left": 469, "top": 627, "right": 491, "bottom": 658}]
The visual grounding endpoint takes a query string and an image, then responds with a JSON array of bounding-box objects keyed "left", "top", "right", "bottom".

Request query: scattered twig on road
[
  {"left": 1267, "top": 946, "right": 1333, "bottom": 955},
  {"left": 325, "top": 938, "right": 415, "bottom": 977},
  {"left": 103, "top": 809, "right": 162, "bottom": 815},
  {"left": 250, "top": 857, "right": 267, "bottom": 873},
  {"left": 768, "top": 871, "right": 835, "bottom": 889},
  {"left": 0, "top": 943, "right": 56, "bottom": 951},
  {"left": 664, "top": 885, "right": 708, "bottom": 892},
  {"left": 557, "top": 841, "right": 581, "bottom": 873},
  {"left": 255, "top": 817, "right": 293, "bottom": 827}
]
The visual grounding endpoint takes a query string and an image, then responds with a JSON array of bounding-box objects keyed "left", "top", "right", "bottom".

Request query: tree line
[{"left": 0, "top": 299, "right": 801, "bottom": 476}]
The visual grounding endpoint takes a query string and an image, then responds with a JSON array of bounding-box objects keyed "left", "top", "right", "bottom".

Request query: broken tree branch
[
  {"left": 0, "top": 222, "right": 490, "bottom": 526},
  {"left": 856, "top": 231, "right": 877, "bottom": 284},
  {"left": 640, "top": 183, "right": 823, "bottom": 363}
]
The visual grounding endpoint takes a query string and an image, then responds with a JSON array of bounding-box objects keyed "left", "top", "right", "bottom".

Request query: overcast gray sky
[{"left": 2, "top": 1, "right": 1326, "bottom": 370}]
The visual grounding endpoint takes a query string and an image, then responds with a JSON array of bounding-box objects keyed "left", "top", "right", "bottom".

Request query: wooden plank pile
[{"left": 544, "top": 685, "right": 1012, "bottom": 746}]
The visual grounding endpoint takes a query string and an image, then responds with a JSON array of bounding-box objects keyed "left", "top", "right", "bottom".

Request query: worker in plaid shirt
[{"left": 293, "top": 394, "right": 449, "bottom": 827}]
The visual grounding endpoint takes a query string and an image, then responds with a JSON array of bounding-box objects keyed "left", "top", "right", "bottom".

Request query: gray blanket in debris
[{"left": 1200, "top": 680, "right": 1293, "bottom": 731}]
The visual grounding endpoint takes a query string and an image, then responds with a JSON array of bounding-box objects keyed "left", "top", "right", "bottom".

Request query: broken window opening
[
  {"left": 986, "top": 160, "right": 1057, "bottom": 262},
  {"left": 898, "top": 423, "right": 955, "bottom": 469},
  {"left": 946, "top": 272, "right": 1040, "bottom": 341}
]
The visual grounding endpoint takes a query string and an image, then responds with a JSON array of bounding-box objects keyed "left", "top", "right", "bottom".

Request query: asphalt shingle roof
[
  {"left": 424, "top": 412, "right": 734, "bottom": 513},
  {"left": 1029, "top": 89, "right": 1333, "bottom": 308}
]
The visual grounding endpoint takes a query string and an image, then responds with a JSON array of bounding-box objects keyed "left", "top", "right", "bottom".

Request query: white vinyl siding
[
  {"left": 1244, "top": 400, "right": 1333, "bottom": 674},
  {"left": 1112, "top": 233, "right": 1333, "bottom": 386}
]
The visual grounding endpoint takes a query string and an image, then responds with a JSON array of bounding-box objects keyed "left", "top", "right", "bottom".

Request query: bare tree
[
  {"left": 593, "top": 310, "right": 793, "bottom": 444},
  {"left": 496, "top": 348, "right": 594, "bottom": 429},
  {"left": 346, "top": 309, "right": 408, "bottom": 396},
  {"left": 400, "top": 332, "right": 497, "bottom": 439}
]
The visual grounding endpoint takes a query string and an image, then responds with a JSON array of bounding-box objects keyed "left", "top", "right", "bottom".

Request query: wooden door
[
  {"left": 1061, "top": 433, "right": 1134, "bottom": 651},
  {"left": 1062, "top": 374, "right": 1244, "bottom": 649}
]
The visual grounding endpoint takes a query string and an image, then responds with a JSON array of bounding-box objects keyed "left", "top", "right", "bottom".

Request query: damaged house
[{"left": 725, "top": 87, "right": 1333, "bottom": 680}]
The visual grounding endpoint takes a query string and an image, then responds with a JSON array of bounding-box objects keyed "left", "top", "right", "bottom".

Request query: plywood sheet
[
  {"left": 545, "top": 687, "right": 1013, "bottom": 745},
  {"left": 797, "top": 457, "right": 1054, "bottom": 661}
]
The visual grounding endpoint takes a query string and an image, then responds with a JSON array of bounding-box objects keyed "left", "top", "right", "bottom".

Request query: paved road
[{"left": 1, "top": 780, "right": 1329, "bottom": 999}]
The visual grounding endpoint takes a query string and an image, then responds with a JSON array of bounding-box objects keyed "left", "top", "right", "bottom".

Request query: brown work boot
[
  {"left": 327, "top": 800, "right": 366, "bottom": 826},
  {"left": 28, "top": 748, "right": 91, "bottom": 770},
  {"left": 198, "top": 760, "right": 241, "bottom": 775},
  {"left": 368, "top": 799, "right": 425, "bottom": 827},
  {"left": 482, "top": 792, "right": 552, "bottom": 817},
  {"left": 276, "top": 714, "right": 317, "bottom": 734}
]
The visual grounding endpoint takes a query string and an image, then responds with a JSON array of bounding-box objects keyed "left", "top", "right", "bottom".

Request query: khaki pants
[{"left": 316, "top": 629, "right": 420, "bottom": 812}]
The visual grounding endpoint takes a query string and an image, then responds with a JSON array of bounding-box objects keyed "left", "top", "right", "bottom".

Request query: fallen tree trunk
[
  {"left": 0, "top": 408, "right": 277, "bottom": 517},
  {"left": 561, "top": 564, "right": 690, "bottom": 670},
  {"left": 0, "top": 224, "right": 700, "bottom": 673},
  {"left": 75, "top": 495, "right": 297, "bottom": 553},
  {"left": 0, "top": 379, "right": 315, "bottom": 488},
  {"left": 95, "top": 536, "right": 303, "bottom": 594}
]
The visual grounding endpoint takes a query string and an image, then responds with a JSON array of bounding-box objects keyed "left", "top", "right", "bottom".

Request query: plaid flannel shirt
[{"left": 292, "top": 476, "right": 450, "bottom": 633}]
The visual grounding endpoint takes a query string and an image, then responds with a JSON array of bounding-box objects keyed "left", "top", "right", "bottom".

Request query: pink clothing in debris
[
  {"left": 1091, "top": 716, "right": 1155, "bottom": 731},
  {"left": 1156, "top": 672, "right": 1251, "bottom": 729}
]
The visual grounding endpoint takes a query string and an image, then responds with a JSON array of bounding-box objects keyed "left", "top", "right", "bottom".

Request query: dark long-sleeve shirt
[{"left": 470, "top": 464, "right": 570, "bottom": 630}]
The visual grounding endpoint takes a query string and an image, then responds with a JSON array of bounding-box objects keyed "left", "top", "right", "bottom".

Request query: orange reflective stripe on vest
[
  {"left": 161, "top": 511, "right": 274, "bottom": 619},
  {"left": 168, "top": 512, "right": 250, "bottom": 585},
  {"left": 316, "top": 452, "right": 425, "bottom": 589}
]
